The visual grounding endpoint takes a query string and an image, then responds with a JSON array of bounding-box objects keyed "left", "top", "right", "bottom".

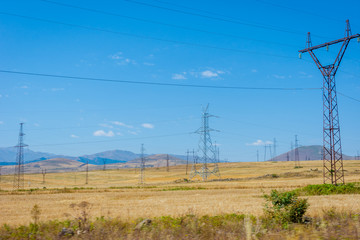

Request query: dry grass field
[{"left": 1, "top": 160, "right": 360, "bottom": 227}]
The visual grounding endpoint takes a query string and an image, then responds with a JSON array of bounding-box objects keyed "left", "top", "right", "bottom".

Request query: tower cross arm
[{"left": 299, "top": 34, "right": 360, "bottom": 53}]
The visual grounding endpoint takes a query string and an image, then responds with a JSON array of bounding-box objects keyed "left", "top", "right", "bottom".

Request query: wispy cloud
[
  {"left": 70, "top": 134, "right": 79, "bottom": 138},
  {"left": 201, "top": 70, "right": 219, "bottom": 78},
  {"left": 21, "top": 85, "right": 28, "bottom": 89},
  {"left": 51, "top": 88, "right": 65, "bottom": 92},
  {"left": 251, "top": 69, "right": 258, "bottom": 73},
  {"left": 272, "top": 74, "right": 286, "bottom": 79},
  {"left": 99, "top": 123, "right": 114, "bottom": 129},
  {"left": 93, "top": 130, "right": 115, "bottom": 137},
  {"left": 246, "top": 140, "right": 273, "bottom": 146},
  {"left": 111, "top": 121, "right": 133, "bottom": 129},
  {"left": 172, "top": 73, "right": 187, "bottom": 80},
  {"left": 143, "top": 62, "right": 155, "bottom": 66},
  {"left": 0, "top": 121, "right": 4, "bottom": 125},
  {"left": 110, "top": 52, "right": 136, "bottom": 65},
  {"left": 141, "top": 123, "right": 154, "bottom": 129}
]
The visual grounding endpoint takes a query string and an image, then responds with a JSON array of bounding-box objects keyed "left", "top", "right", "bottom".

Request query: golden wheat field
[{"left": 1, "top": 160, "right": 360, "bottom": 226}]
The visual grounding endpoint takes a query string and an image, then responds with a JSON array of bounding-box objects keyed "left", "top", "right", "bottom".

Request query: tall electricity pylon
[
  {"left": 299, "top": 20, "right": 359, "bottom": 184},
  {"left": 190, "top": 104, "right": 220, "bottom": 181},
  {"left": 13, "top": 123, "right": 27, "bottom": 190}
]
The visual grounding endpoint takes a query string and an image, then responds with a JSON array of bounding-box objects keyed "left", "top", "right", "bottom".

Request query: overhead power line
[
  {"left": 254, "top": 0, "right": 343, "bottom": 23},
  {"left": 0, "top": 11, "right": 296, "bottom": 59},
  {"left": 38, "top": 0, "right": 298, "bottom": 48},
  {"left": 0, "top": 69, "right": 321, "bottom": 91},
  {"left": 123, "top": 0, "right": 329, "bottom": 39}
]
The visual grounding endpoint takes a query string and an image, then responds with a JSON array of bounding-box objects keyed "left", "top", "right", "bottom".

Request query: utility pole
[
  {"left": 185, "top": 150, "right": 189, "bottom": 175},
  {"left": 299, "top": 20, "right": 359, "bottom": 184},
  {"left": 290, "top": 142, "right": 294, "bottom": 162},
  {"left": 139, "top": 144, "right": 145, "bottom": 184},
  {"left": 294, "top": 135, "right": 300, "bottom": 167},
  {"left": 166, "top": 154, "right": 170, "bottom": 172},
  {"left": 85, "top": 158, "right": 89, "bottom": 184},
  {"left": 13, "top": 123, "right": 27, "bottom": 190},
  {"left": 103, "top": 158, "right": 106, "bottom": 171},
  {"left": 287, "top": 152, "right": 290, "bottom": 162},
  {"left": 41, "top": 168, "right": 46, "bottom": 184}
]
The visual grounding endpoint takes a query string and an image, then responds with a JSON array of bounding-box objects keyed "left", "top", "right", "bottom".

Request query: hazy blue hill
[
  {"left": 80, "top": 150, "right": 139, "bottom": 162},
  {"left": 271, "top": 145, "right": 354, "bottom": 161}
]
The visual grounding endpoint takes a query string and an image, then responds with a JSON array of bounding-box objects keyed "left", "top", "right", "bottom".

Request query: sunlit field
[{"left": 1, "top": 160, "right": 360, "bottom": 226}]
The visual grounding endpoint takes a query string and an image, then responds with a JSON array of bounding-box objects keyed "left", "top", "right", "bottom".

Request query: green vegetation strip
[
  {"left": 293, "top": 183, "right": 360, "bottom": 196},
  {"left": 161, "top": 186, "right": 206, "bottom": 191}
]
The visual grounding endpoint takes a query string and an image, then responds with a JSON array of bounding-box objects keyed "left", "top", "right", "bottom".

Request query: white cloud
[
  {"left": 70, "top": 134, "right": 79, "bottom": 138},
  {"left": 21, "top": 85, "right": 28, "bottom": 89},
  {"left": 141, "top": 123, "right": 154, "bottom": 129},
  {"left": 128, "top": 130, "right": 139, "bottom": 135},
  {"left": 99, "top": 123, "right": 114, "bottom": 129},
  {"left": 110, "top": 52, "right": 123, "bottom": 60},
  {"left": 143, "top": 62, "right": 155, "bottom": 66},
  {"left": 172, "top": 73, "right": 187, "bottom": 80},
  {"left": 0, "top": 121, "right": 3, "bottom": 124},
  {"left": 111, "top": 121, "right": 133, "bottom": 129},
  {"left": 93, "top": 130, "right": 115, "bottom": 137},
  {"left": 273, "top": 74, "right": 286, "bottom": 79},
  {"left": 110, "top": 52, "right": 136, "bottom": 65},
  {"left": 251, "top": 69, "right": 258, "bottom": 73},
  {"left": 246, "top": 140, "right": 273, "bottom": 146},
  {"left": 201, "top": 70, "right": 218, "bottom": 78},
  {"left": 51, "top": 88, "right": 65, "bottom": 92}
]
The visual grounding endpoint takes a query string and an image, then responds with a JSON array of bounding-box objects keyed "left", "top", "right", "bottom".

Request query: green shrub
[{"left": 263, "top": 190, "right": 308, "bottom": 224}]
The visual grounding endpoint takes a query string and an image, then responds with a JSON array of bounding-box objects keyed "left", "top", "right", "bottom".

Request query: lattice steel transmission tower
[
  {"left": 139, "top": 144, "right": 145, "bottom": 184},
  {"left": 13, "top": 123, "right": 27, "bottom": 190},
  {"left": 190, "top": 104, "right": 220, "bottom": 181},
  {"left": 294, "top": 135, "right": 300, "bottom": 167},
  {"left": 299, "top": 20, "right": 359, "bottom": 184}
]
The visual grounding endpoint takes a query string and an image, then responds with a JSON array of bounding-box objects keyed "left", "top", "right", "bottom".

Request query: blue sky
[{"left": 0, "top": 0, "right": 359, "bottom": 161}]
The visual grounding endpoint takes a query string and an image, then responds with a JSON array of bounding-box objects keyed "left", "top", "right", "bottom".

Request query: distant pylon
[
  {"left": 13, "top": 123, "right": 27, "bottom": 190},
  {"left": 85, "top": 158, "right": 89, "bottom": 184},
  {"left": 166, "top": 154, "right": 170, "bottom": 172},
  {"left": 273, "top": 138, "right": 277, "bottom": 159},
  {"left": 41, "top": 168, "right": 46, "bottom": 184},
  {"left": 185, "top": 150, "right": 189, "bottom": 175},
  {"left": 294, "top": 135, "right": 300, "bottom": 167},
  {"left": 299, "top": 20, "right": 359, "bottom": 184},
  {"left": 190, "top": 104, "right": 220, "bottom": 181},
  {"left": 139, "top": 144, "right": 145, "bottom": 184}
]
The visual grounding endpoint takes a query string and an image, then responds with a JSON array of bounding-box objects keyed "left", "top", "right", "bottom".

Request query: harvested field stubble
[{"left": 0, "top": 160, "right": 360, "bottom": 227}]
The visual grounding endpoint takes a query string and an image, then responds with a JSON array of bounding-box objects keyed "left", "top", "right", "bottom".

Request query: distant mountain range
[{"left": 269, "top": 145, "right": 354, "bottom": 161}]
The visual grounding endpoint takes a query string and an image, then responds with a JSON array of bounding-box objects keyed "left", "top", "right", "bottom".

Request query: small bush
[{"left": 263, "top": 190, "right": 308, "bottom": 224}]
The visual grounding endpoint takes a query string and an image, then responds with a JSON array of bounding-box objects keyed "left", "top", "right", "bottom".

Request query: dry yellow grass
[{"left": 1, "top": 160, "right": 360, "bottom": 226}]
